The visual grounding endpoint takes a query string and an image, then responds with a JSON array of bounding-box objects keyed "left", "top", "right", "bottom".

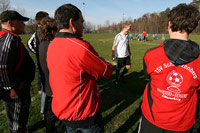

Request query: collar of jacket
[
  {"left": 55, "top": 32, "right": 82, "bottom": 40},
  {"left": 1, "top": 28, "right": 21, "bottom": 40},
  {"left": 163, "top": 39, "right": 199, "bottom": 66}
]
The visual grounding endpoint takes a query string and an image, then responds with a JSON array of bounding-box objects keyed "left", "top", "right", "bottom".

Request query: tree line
[
  {"left": 97, "top": 0, "right": 200, "bottom": 34},
  {"left": 1, "top": 0, "right": 200, "bottom": 34}
]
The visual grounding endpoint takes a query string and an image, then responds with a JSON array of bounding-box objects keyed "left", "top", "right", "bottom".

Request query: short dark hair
[
  {"left": 168, "top": 3, "right": 200, "bottom": 34},
  {"left": 35, "top": 11, "right": 49, "bottom": 24},
  {"left": 39, "top": 17, "right": 57, "bottom": 41},
  {"left": 54, "top": 4, "right": 81, "bottom": 30}
]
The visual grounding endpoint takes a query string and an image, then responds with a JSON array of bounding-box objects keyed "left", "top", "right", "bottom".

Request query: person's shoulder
[
  {"left": 68, "top": 37, "right": 93, "bottom": 50},
  {"left": 8, "top": 32, "right": 20, "bottom": 41},
  {"left": 145, "top": 43, "right": 163, "bottom": 56},
  {"left": 0, "top": 30, "right": 7, "bottom": 37},
  {"left": 114, "top": 32, "right": 122, "bottom": 38}
]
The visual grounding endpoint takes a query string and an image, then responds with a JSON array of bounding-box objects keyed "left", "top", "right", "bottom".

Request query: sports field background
[{"left": 0, "top": 33, "right": 199, "bottom": 132}]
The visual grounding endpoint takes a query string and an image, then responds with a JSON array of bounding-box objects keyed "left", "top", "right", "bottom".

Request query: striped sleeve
[
  {"left": 27, "top": 32, "right": 37, "bottom": 54},
  {"left": 0, "top": 33, "right": 13, "bottom": 89},
  {"left": 0, "top": 34, "right": 21, "bottom": 90}
]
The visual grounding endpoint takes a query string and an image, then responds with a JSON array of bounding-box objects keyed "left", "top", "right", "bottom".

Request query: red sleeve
[{"left": 81, "top": 43, "right": 113, "bottom": 79}]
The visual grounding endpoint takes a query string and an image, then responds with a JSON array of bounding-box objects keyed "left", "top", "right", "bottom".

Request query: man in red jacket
[
  {"left": 47, "top": 4, "right": 113, "bottom": 133},
  {"left": 138, "top": 4, "right": 200, "bottom": 133}
]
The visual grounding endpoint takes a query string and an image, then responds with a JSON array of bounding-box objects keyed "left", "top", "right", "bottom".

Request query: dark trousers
[
  {"left": 193, "top": 91, "right": 200, "bottom": 133},
  {"left": 3, "top": 87, "right": 31, "bottom": 133},
  {"left": 45, "top": 95, "right": 66, "bottom": 133},
  {"left": 138, "top": 114, "right": 192, "bottom": 133},
  {"left": 66, "top": 111, "right": 104, "bottom": 133}
]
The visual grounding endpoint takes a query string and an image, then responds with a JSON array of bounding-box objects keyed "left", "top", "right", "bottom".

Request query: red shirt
[
  {"left": 47, "top": 32, "right": 113, "bottom": 122},
  {"left": 142, "top": 32, "right": 147, "bottom": 37},
  {"left": 142, "top": 43, "right": 200, "bottom": 131}
]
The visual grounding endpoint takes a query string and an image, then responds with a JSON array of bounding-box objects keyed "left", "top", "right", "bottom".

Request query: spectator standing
[
  {"left": 47, "top": 4, "right": 113, "bottom": 133},
  {"left": 38, "top": 16, "right": 66, "bottom": 133},
  {"left": 0, "top": 10, "right": 35, "bottom": 132},
  {"left": 138, "top": 4, "right": 200, "bottom": 133},
  {"left": 27, "top": 11, "right": 49, "bottom": 120}
]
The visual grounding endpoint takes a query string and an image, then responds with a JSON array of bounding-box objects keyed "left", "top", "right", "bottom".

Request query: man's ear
[
  {"left": 168, "top": 21, "right": 172, "bottom": 31},
  {"left": 7, "top": 20, "right": 13, "bottom": 27},
  {"left": 69, "top": 18, "right": 74, "bottom": 28},
  {"left": 168, "top": 21, "right": 172, "bottom": 29},
  {"left": 69, "top": 18, "right": 76, "bottom": 33}
]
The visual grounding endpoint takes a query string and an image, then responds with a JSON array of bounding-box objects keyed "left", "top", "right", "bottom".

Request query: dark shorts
[
  {"left": 116, "top": 56, "right": 131, "bottom": 68},
  {"left": 138, "top": 113, "right": 192, "bottom": 133}
]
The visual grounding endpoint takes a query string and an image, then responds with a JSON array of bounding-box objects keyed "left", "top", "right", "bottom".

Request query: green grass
[{"left": 0, "top": 33, "right": 200, "bottom": 132}]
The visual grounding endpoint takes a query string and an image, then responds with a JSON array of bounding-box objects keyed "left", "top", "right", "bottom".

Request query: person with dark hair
[
  {"left": 0, "top": 10, "right": 35, "bottom": 133},
  {"left": 27, "top": 11, "right": 49, "bottom": 120},
  {"left": 27, "top": 11, "right": 49, "bottom": 54},
  {"left": 47, "top": 4, "right": 113, "bottom": 133},
  {"left": 112, "top": 23, "right": 132, "bottom": 85},
  {"left": 138, "top": 3, "right": 200, "bottom": 133},
  {"left": 38, "top": 17, "right": 65, "bottom": 133}
]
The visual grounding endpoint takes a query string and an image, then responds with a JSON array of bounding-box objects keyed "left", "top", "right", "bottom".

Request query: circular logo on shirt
[{"left": 166, "top": 70, "right": 183, "bottom": 87}]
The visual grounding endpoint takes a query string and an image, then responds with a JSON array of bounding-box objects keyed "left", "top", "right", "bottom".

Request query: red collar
[{"left": 1, "top": 28, "right": 22, "bottom": 40}]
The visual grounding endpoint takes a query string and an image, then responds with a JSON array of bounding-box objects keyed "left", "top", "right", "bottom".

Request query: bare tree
[
  {"left": 13, "top": 6, "right": 26, "bottom": 15},
  {"left": 84, "top": 21, "right": 96, "bottom": 33},
  {"left": 0, "top": 0, "right": 10, "bottom": 13},
  {"left": 96, "top": 1, "right": 200, "bottom": 34},
  {"left": 105, "top": 20, "right": 110, "bottom": 27}
]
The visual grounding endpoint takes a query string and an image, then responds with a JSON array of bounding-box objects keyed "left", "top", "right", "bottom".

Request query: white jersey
[{"left": 113, "top": 32, "right": 129, "bottom": 58}]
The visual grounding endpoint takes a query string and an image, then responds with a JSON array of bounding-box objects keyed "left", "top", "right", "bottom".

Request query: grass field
[{"left": 0, "top": 33, "right": 200, "bottom": 133}]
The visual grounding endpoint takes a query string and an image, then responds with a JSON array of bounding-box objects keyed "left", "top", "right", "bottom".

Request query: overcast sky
[{"left": 10, "top": 0, "right": 193, "bottom": 25}]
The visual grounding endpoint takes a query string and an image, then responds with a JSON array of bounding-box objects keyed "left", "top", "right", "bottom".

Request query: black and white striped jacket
[
  {"left": 27, "top": 27, "right": 40, "bottom": 54},
  {"left": 0, "top": 28, "right": 35, "bottom": 94}
]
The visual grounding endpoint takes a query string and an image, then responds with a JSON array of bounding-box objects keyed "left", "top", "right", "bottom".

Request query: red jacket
[
  {"left": 47, "top": 32, "right": 113, "bottom": 127},
  {"left": 142, "top": 40, "right": 200, "bottom": 131},
  {"left": 142, "top": 32, "right": 147, "bottom": 37}
]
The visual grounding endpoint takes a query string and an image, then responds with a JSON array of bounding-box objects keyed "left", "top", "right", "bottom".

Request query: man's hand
[{"left": 112, "top": 56, "right": 115, "bottom": 61}]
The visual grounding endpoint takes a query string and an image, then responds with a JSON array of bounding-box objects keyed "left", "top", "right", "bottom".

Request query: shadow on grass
[
  {"left": 98, "top": 66, "right": 147, "bottom": 132},
  {"left": 28, "top": 66, "right": 147, "bottom": 133},
  {"left": 28, "top": 120, "right": 45, "bottom": 132},
  {"left": 115, "top": 105, "right": 142, "bottom": 133}
]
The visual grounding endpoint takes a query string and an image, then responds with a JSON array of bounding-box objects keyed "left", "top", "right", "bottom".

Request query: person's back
[
  {"left": 142, "top": 40, "right": 200, "bottom": 131},
  {"left": 139, "top": 3, "right": 200, "bottom": 133},
  {"left": 47, "top": 33, "right": 112, "bottom": 121},
  {"left": 47, "top": 4, "right": 113, "bottom": 132}
]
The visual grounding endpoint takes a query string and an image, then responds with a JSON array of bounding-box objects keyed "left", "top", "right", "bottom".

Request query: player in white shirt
[{"left": 112, "top": 24, "right": 132, "bottom": 84}]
